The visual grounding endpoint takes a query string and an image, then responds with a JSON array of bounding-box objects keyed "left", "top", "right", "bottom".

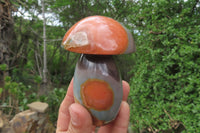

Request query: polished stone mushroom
[{"left": 61, "top": 16, "right": 136, "bottom": 126}]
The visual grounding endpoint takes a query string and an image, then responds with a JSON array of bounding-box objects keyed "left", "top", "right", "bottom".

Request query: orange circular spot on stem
[{"left": 81, "top": 79, "right": 114, "bottom": 111}]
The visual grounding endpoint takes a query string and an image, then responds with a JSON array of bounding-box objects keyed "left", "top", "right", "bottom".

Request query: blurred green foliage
[
  {"left": 0, "top": 64, "right": 7, "bottom": 71},
  {"left": 129, "top": 0, "right": 200, "bottom": 132},
  {"left": 0, "top": 74, "right": 67, "bottom": 123},
  {"left": 2, "top": 75, "right": 37, "bottom": 111}
]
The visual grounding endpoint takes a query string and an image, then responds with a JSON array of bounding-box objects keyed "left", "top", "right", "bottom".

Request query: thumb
[{"left": 67, "top": 103, "right": 94, "bottom": 133}]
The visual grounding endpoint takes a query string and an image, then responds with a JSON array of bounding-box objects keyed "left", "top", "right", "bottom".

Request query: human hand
[{"left": 56, "top": 78, "right": 130, "bottom": 133}]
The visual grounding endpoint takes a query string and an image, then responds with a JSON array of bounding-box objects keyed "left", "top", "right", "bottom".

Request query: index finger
[{"left": 56, "top": 78, "right": 74, "bottom": 132}]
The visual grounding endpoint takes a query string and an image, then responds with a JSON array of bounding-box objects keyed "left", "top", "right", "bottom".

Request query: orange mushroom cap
[{"left": 62, "top": 16, "right": 136, "bottom": 55}]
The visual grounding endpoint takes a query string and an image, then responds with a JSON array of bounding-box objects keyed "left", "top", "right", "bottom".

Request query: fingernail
[{"left": 69, "top": 105, "right": 81, "bottom": 126}]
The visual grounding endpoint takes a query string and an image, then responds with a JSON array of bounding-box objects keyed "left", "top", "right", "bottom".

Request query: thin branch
[
  {"left": 46, "top": 39, "right": 62, "bottom": 42},
  {"left": 42, "top": 0, "right": 48, "bottom": 84},
  {"left": 0, "top": 105, "right": 18, "bottom": 110},
  {"left": 149, "top": 30, "right": 164, "bottom": 35},
  {"left": 164, "top": 109, "right": 172, "bottom": 120},
  {"left": 35, "top": 40, "right": 42, "bottom": 77}
]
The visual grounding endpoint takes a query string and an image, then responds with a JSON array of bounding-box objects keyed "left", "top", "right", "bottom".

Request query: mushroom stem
[{"left": 73, "top": 54, "right": 123, "bottom": 126}]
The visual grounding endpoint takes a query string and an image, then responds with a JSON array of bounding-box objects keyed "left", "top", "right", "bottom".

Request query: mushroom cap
[{"left": 62, "top": 16, "right": 136, "bottom": 55}]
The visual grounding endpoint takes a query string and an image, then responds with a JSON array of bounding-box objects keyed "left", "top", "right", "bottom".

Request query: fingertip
[
  {"left": 120, "top": 101, "right": 130, "bottom": 115},
  {"left": 98, "top": 101, "right": 130, "bottom": 133},
  {"left": 122, "top": 80, "right": 130, "bottom": 93},
  {"left": 112, "top": 101, "right": 130, "bottom": 132},
  {"left": 122, "top": 80, "right": 130, "bottom": 101},
  {"left": 116, "top": 101, "right": 130, "bottom": 126},
  {"left": 69, "top": 104, "right": 82, "bottom": 127},
  {"left": 69, "top": 103, "right": 93, "bottom": 126},
  {"left": 67, "top": 103, "right": 94, "bottom": 133},
  {"left": 66, "top": 78, "right": 74, "bottom": 98}
]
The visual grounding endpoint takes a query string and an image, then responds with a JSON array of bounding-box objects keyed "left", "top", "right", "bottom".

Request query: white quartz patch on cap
[{"left": 63, "top": 31, "right": 89, "bottom": 49}]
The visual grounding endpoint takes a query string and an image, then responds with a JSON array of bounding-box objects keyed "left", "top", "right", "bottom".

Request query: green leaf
[{"left": 0, "top": 64, "right": 7, "bottom": 71}]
